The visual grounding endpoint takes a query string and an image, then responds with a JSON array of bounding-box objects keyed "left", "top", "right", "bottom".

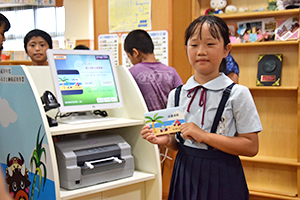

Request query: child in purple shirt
[{"left": 124, "top": 29, "right": 183, "bottom": 111}]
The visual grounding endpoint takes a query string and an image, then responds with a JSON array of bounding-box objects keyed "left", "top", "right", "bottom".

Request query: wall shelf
[
  {"left": 248, "top": 86, "right": 298, "bottom": 91},
  {"left": 249, "top": 189, "right": 298, "bottom": 199},
  {"left": 215, "top": 9, "right": 300, "bottom": 20},
  {"left": 232, "top": 40, "right": 299, "bottom": 47},
  {"left": 0, "top": 60, "right": 32, "bottom": 65},
  {"left": 240, "top": 155, "right": 300, "bottom": 167}
]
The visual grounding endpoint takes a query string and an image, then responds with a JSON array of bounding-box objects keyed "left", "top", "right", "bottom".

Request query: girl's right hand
[{"left": 140, "top": 125, "right": 170, "bottom": 145}]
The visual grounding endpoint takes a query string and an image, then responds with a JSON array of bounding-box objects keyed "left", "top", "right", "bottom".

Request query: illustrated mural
[
  {"left": 30, "top": 125, "right": 47, "bottom": 200},
  {"left": 0, "top": 66, "right": 56, "bottom": 200},
  {"left": 6, "top": 152, "right": 31, "bottom": 200}
]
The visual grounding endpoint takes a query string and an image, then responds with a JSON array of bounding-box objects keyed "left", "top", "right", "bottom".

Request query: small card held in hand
[{"left": 144, "top": 107, "right": 185, "bottom": 136}]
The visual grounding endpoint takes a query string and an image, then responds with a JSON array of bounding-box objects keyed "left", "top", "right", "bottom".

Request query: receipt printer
[{"left": 54, "top": 133, "right": 134, "bottom": 190}]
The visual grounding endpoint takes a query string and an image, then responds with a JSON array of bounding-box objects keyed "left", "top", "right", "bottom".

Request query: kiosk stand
[{"left": 0, "top": 65, "right": 161, "bottom": 200}]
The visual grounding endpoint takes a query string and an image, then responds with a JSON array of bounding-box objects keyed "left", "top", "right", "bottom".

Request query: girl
[{"left": 140, "top": 15, "right": 262, "bottom": 200}]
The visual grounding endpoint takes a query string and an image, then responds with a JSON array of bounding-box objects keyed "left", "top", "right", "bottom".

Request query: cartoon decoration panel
[{"left": 0, "top": 66, "right": 56, "bottom": 200}]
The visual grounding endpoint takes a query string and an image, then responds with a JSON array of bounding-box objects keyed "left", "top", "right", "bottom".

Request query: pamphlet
[{"left": 144, "top": 107, "right": 185, "bottom": 136}]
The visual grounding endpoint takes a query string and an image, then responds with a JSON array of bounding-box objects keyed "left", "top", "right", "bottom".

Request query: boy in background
[
  {"left": 74, "top": 44, "right": 90, "bottom": 50},
  {"left": 0, "top": 12, "right": 13, "bottom": 200},
  {"left": 24, "top": 29, "right": 52, "bottom": 66},
  {"left": 124, "top": 30, "right": 182, "bottom": 197},
  {"left": 124, "top": 29, "right": 183, "bottom": 112}
]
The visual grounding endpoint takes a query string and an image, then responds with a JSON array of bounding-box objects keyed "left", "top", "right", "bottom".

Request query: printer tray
[{"left": 81, "top": 157, "right": 125, "bottom": 175}]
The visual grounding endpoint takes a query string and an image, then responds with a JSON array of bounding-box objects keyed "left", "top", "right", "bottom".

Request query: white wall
[{"left": 64, "top": 0, "right": 94, "bottom": 40}]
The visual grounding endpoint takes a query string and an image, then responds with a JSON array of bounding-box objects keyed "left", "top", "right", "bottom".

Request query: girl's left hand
[{"left": 180, "top": 122, "right": 207, "bottom": 143}]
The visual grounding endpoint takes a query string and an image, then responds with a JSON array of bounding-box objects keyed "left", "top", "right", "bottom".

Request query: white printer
[{"left": 54, "top": 133, "right": 134, "bottom": 190}]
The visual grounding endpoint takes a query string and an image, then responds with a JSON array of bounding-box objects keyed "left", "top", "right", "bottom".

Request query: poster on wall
[
  {"left": 121, "top": 30, "right": 169, "bottom": 68},
  {"left": 121, "top": 33, "right": 132, "bottom": 68},
  {"left": 108, "top": 0, "right": 151, "bottom": 33},
  {"left": 98, "top": 34, "right": 119, "bottom": 66},
  {"left": 65, "top": 37, "right": 76, "bottom": 49},
  {"left": 0, "top": 0, "right": 55, "bottom": 5},
  {"left": 0, "top": 66, "right": 58, "bottom": 200}
]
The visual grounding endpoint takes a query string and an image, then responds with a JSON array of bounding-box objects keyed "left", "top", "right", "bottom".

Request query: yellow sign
[{"left": 109, "top": 0, "right": 151, "bottom": 32}]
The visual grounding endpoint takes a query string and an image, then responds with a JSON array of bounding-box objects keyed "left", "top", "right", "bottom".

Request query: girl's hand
[
  {"left": 140, "top": 125, "right": 170, "bottom": 145},
  {"left": 180, "top": 122, "right": 207, "bottom": 143},
  {"left": 181, "top": 123, "right": 259, "bottom": 156}
]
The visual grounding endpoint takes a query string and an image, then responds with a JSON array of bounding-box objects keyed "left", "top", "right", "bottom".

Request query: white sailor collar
[{"left": 183, "top": 73, "right": 234, "bottom": 91}]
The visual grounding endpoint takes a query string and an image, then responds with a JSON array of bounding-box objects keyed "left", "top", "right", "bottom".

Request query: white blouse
[{"left": 167, "top": 73, "right": 263, "bottom": 149}]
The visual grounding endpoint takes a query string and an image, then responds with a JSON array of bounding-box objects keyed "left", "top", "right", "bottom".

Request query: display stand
[
  {"left": 0, "top": 65, "right": 60, "bottom": 200},
  {"left": 0, "top": 65, "right": 162, "bottom": 200}
]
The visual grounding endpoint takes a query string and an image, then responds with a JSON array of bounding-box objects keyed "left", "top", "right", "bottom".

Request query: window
[{"left": 1, "top": 6, "right": 65, "bottom": 51}]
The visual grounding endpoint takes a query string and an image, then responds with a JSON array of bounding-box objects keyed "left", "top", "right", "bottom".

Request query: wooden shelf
[
  {"left": 248, "top": 86, "right": 298, "bottom": 91},
  {"left": 50, "top": 118, "right": 145, "bottom": 136},
  {"left": 215, "top": 9, "right": 300, "bottom": 20},
  {"left": 232, "top": 40, "right": 299, "bottom": 47},
  {"left": 249, "top": 189, "right": 298, "bottom": 199},
  {"left": 240, "top": 155, "right": 300, "bottom": 167},
  {"left": 0, "top": 60, "right": 32, "bottom": 65},
  {"left": 60, "top": 171, "right": 155, "bottom": 200}
]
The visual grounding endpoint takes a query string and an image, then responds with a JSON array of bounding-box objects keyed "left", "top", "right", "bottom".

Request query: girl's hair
[
  {"left": 124, "top": 29, "right": 154, "bottom": 55},
  {"left": 23, "top": 29, "right": 53, "bottom": 53},
  {"left": 0, "top": 13, "right": 10, "bottom": 32},
  {"left": 184, "top": 15, "right": 230, "bottom": 73}
]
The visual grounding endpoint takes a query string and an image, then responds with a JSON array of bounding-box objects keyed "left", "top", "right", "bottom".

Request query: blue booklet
[{"left": 144, "top": 107, "right": 185, "bottom": 135}]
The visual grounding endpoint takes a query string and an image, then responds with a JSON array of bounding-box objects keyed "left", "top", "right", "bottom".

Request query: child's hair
[
  {"left": 185, "top": 15, "right": 230, "bottom": 73},
  {"left": 74, "top": 44, "right": 90, "bottom": 50},
  {"left": 0, "top": 13, "right": 10, "bottom": 32},
  {"left": 23, "top": 29, "right": 53, "bottom": 53},
  {"left": 124, "top": 29, "right": 154, "bottom": 55}
]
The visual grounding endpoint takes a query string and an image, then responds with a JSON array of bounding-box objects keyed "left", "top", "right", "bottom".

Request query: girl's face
[
  {"left": 0, "top": 23, "right": 6, "bottom": 52},
  {"left": 26, "top": 36, "right": 49, "bottom": 66},
  {"left": 186, "top": 22, "right": 231, "bottom": 83}
]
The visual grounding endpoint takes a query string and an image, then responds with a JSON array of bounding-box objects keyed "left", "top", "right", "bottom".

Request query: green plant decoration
[
  {"left": 145, "top": 113, "right": 164, "bottom": 133},
  {"left": 30, "top": 125, "right": 47, "bottom": 199}
]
